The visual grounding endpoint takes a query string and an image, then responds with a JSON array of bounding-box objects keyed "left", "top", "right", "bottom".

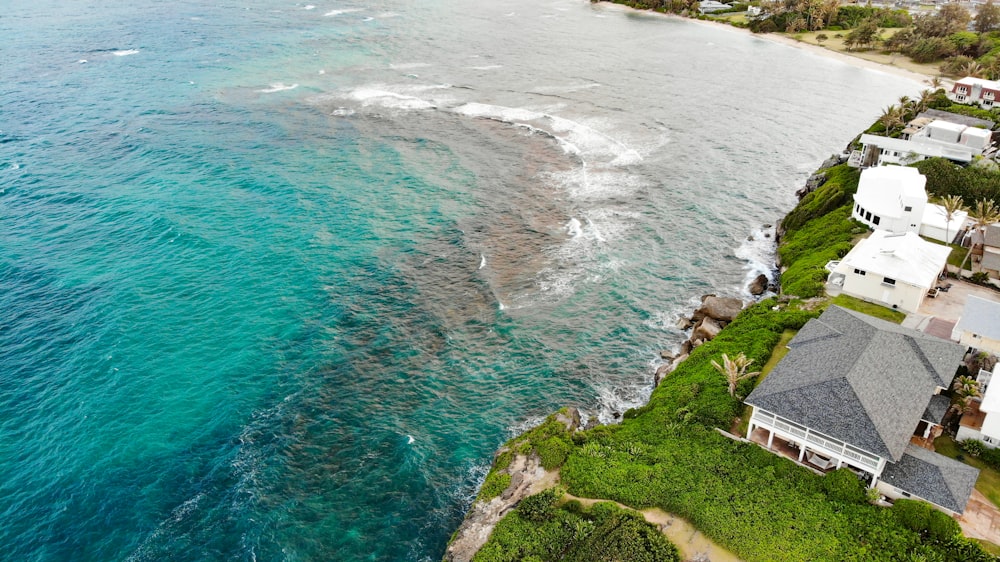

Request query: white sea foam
[
  {"left": 479, "top": 254, "right": 486, "bottom": 270},
  {"left": 324, "top": 8, "right": 363, "bottom": 16},
  {"left": 113, "top": 49, "right": 140, "bottom": 56},
  {"left": 331, "top": 107, "right": 355, "bottom": 116},
  {"left": 468, "top": 65, "right": 503, "bottom": 71},
  {"left": 257, "top": 82, "right": 299, "bottom": 93},
  {"left": 362, "top": 16, "right": 374, "bottom": 21},
  {"left": 304, "top": 4, "right": 315, "bottom": 9},
  {"left": 734, "top": 225, "right": 778, "bottom": 298},
  {"left": 78, "top": 59, "right": 88, "bottom": 64},
  {"left": 566, "top": 218, "right": 583, "bottom": 238},
  {"left": 348, "top": 88, "right": 436, "bottom": 110}
]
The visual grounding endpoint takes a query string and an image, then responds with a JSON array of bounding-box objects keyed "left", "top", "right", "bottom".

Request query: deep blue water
[{"left": 1, "top": 1, "right": 922, "bottom": 560}]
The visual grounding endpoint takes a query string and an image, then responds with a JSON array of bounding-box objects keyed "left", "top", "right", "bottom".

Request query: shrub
[
  {"left": 537, "top": 436, "right": 573, "bottom": 470},
  {"left": 893, "top": 499, "right": 961, "bottom": 542},
  {"left": 822, "top": 468, "right": 866, "bottom": 504},
  {"left": 518, "top": 488, "right": 561, "bottom": 522},
  {"left": 479, "top": 472, "right": 512, "bottom": 502}
]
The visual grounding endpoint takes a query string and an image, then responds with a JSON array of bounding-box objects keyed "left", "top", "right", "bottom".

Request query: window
[
  {"left": 865, "top": 211, "right": 872, "bottom": 221},
  {"left": 883, "top": 277, "right": 896, "bottom": 286},
  {"left": 854, "top": 269, "right": 866, "bottom": 276},
  {"left": 873, "top": 215, "right": 880, "bottom": 225},
  {"left": 903, "top": 206, "right": 912, "bottom": 212}
]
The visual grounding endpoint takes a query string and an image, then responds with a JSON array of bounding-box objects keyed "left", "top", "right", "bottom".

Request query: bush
[
  {"left": 822, "top": 468, "right": 866, "bottom": 504},
  {"left": 893, "top": 499, "right": 962, "bottom": 542},
  {"left": 479, "top": 472, "right": 512, "bottom": 502},
  {"left": 518, "top": 488, "right": 561, "bottom": 522}
]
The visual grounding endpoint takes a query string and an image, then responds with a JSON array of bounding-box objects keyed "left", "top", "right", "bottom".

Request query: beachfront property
[
  {"left": 850, "top": 110, "right": 995, "bottom": 169},
  {"left": 951, "top": 76, "right": 1000, "bottom": 108},
  {"left": 956, "top": 362, "right": 1000, "bottom": 448},
  {"left": 746, "top": 306, "right": 979, "bottom": 515},
  {"left": 851, "top": 166, "right": 926, "bottom": 234},
  {"left": 851, "top": 165, "right": 967, "bottom": 244},
  {"left": 953, "top": 295, "right": 1000, "bottom": 356},
  {"left": 698, "top": 0, "right": 732, "bottom": 13},
  {"left": 983, "top": 224, "right": 1000, "bottom": 279},
  {"left": 826, "top": 231, "right": 951, "bottom": 314}
]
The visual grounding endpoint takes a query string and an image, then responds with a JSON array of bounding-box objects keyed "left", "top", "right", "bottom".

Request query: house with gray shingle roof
[
  {"left": 953, "top": 295, "right": 1000, "bottom": 355},
  {"left": 746, "top": 306, "right": 978, "bottom": 515}
]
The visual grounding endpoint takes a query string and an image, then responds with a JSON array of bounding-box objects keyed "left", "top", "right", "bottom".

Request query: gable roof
[
  {"left": 879, "top": 444, "right": 979, "bottom": 514},
  {"left": 746, "top": 306, "right": 964, "bottom": 462},
  {"left": 839, "top": 231, "right": 951, "bottom": 290},
  {"left": 956, "top": 295, "right": 1000, "bottom": 341}
]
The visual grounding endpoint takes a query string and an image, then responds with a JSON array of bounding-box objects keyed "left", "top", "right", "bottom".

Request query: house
[
  {"left": 956, "top": 362, "right": 1000, "bottom": 447},
  {"left": 920, "top": 203, "right": 969, "bottom": 245},
  {"left": 851, "top": 111, "right": 994, "bottom": 169},
  {"left": 746, "top": 306, "right": 978, "bottom": 514},
  {"left": 951, "top": 76, "right": 1000, "bottom": 108},
  {"left": 698, "top": 0, "right": 731, "bottom": 13},
  {"left": 827, "top": 231, "right": 952, "bottom": 313},
  {"left": 983, "top": 224, "right": 1000, "bottom": 279},
  {"left": 953, "top": 295, "right": 1000, "bottom": 355},
  {"left": 851, "top": 166, "right": 927, "bottom": 234}
]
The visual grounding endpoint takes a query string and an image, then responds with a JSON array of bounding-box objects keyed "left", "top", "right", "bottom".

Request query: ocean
[{"left": 1, "top": 1, "right": 921, "bottom": 560}]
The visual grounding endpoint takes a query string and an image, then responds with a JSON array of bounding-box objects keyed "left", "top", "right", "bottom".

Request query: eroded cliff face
[{"left": 443, "top": 409, "right": 579, "bottom": 562}]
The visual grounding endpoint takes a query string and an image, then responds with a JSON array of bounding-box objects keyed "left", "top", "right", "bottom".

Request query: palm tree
[
  {"left": 711, "top": 352, "right": 761, "bottom": 397},
  {"left": 950, "top": 375, "right": 982, "bottom": 416},
  {"left": 878, "top": 105, "right": 905, "bottom": 135},
  {"left": 959, "top": 199, "right": 1000, "bottom": 272},
  {"left": 925, "top": 76, "right": 944, "bottom": 91},
  {"left": 915, "top": 89, "right": 936, "bottom": 114},
  {"left": 938, "top": 194, "right": 966, "bottom": 245},
  {"left": 960, "top": 60, "right": 986, "bottom": 79}
]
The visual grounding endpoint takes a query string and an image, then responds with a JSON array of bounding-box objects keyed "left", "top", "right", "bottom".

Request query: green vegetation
[
  {"left": 829, "top": 294, "right": 907, "bottom": 324},
  {"left": 474, "top": 493, "right": 680, "bottom": 562},
  {"left": 461, "top": 116, "right": 1000, "bottom": 561},
  {"left": 914, "top": 157, "right": 1000, "bottom": 204}
]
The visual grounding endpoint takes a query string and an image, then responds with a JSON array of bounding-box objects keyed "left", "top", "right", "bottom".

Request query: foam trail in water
[
  {"left": 734, "top": 225, "right": 778, "bottom": 298},
  {"left": 566, "top": 218, "right": 583, "bottom": 238},
  {"left": 257, "top": 83, "right": 298, "bottom": 93},
  {"left": 324, "top": 8, "right": 363, "bottom": 16},
  {"left": 113, "top": 49, "right": 140, "bottom": 56},
  {"left": 479, "top": 255, "right": 486, "bottom": 270}
]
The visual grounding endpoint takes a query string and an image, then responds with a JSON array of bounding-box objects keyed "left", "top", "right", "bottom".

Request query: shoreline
[{"left": 597, "top": 2, "right": 940, "bottom": 87}]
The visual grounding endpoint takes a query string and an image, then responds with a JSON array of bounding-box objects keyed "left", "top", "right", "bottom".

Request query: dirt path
[{"left": 564, "top": 494, "right": 743, "bottom": 562}]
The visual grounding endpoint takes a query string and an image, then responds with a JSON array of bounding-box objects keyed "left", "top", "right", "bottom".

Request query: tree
[
  {"left": 960, "top": 60, "right": 986, "bottom": 79},
  {"left": 959, "top": 199, "right": 1000, "bottom": 272},
  {"left": 844, "top": 17, "right": 881, "bottom": 50},
  {"left": 938, "top": 194, "right": 966, "bottom": 246},
  {"left": 976, "top": 0, "right": 1000, "bottom": 33},
  {"left": 878, "top": 104, "right": 905, "bottom": 134},
  {"left": 711, "top": 353, "right": 760, "bottom": 397},
  {"left": 914, "top": 88, "right": 936, "bottom": 114}
]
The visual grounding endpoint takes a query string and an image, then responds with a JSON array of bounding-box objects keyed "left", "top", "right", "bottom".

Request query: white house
[
  {"left": 953, "top": 295, "right": 1000, "bottom": 355},
  {"left": 919, "top": 203, "right": 969, "bottom": 245},
  {"left": 747, "top": 306, "right": 978, "bottom": 514},
  {"left": 983, "top": 224, "right": 1000, "bottom": 279},
  {"left": 956, "top": 362, "right": 1000, "bottom": 447},
  {"left": 827, "top": 231, "right": 952, "bottom": 313},
  {"left": 952, "top": 76, "right": 1000, "bottom": 108},
  {"left": 851, "top": 166, "right": 927, "bottom": 234}
]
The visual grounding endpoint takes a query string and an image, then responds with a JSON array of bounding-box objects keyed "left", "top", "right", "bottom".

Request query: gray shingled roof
[
  {"left": 917, "top": 109, "right": 996, "bottom": 129},
  {"left": 879, "top": 444, "right": 980, "bottom": 514},
  {"left": 956, "top": 295, "right": 1000, "bottom": 341},
  {"left": 746, "top": 306, "right": 964, "bottom": 462},
  {"left": 921, "top": 394, "right": 950, "bottom": 425}
]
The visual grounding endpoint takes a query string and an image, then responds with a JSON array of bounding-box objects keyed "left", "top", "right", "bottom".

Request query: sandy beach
[{"left": 600, "top": 2, "right": 944, "bottom": 89}]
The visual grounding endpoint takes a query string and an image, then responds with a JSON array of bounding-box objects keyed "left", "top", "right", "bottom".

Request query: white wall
[{"left": 838, "top": 268, "right": 926, "bottom": 313}]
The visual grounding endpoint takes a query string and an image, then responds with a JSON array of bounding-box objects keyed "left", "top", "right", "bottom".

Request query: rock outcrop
[
  {"left": 443, "top": 408, "right": 580, "bottom": 562},
  {"left": 748, "top": 273, "right": 768, "bottom": 296},
  {"left": 656, "top": 295, "right": 747, "bottom": 387}
]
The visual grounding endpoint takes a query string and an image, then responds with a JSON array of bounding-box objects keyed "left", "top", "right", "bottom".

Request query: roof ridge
[{"left": 904, "top": 335, "right": 940, "bottom": 385}]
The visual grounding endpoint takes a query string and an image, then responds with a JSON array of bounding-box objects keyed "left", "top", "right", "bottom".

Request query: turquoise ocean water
[{"left": 2, "top": 1, "right": 921, "bottom": 560}]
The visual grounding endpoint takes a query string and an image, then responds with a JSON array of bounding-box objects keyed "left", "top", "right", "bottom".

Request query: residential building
[
  {"left": 952, "top": 76, "right": 1000, "bottom": 108},
  {"left": 920, "top": 203, "right": 968, "bottom": 245},
  {"left": 746, "top": 306, "right": 978, "bottom": 514},
  {"left": 851, "top": 112, "right": 994, "bottom": 169},
  {"left": 956, "top": 362, "right": 1000, "bottom": 448},
  {"left": 983, "top": 224, "right": 1000, "bottom": 279},
  {"left": 827, "top": 231, "right": 952, "bottom": 313},
  {"left": 851, "top": 166, "right": 927, "bottom": 234},
  {"left": 953, "top": 295, "right": 1000, "bottom": 355}
]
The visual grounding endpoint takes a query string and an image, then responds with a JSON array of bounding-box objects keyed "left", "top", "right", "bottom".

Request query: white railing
[{"left": 753, "top": 410, "right": 881, "bottom": 471}]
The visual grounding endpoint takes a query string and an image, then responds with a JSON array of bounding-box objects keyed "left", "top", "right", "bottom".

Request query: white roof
[
  {"left": 956, "top": 76, "right": 1000, "bottom": 89},
  {"left": 963, "top": 128, "right": 992, "bottom": 140},
  {"left": 927, "top": 120, "right": 966, "bottom": 134},
  {"left": 854, "top": 166, "right": 926, "bottom": 218},
  {"left": 921, "top": 204, "right": 968, "bottom": 231},
  {"left": 839, "top": 231, "right": 951, "bottom": 289},
  {"left": 956, "top": 295, "right": 1000, "bottom": 340},
  {"left": 859, "top": 134, "right": 975, "bottom": 163},
  {"left": 979, "top": 362, "right": 1000, "bottom": 414}
]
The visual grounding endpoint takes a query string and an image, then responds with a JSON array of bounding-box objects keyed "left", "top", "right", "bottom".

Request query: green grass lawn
[
  {"left": 934, "top": 435, "right": 1000, "bottom": 508},
  {"left": 829, "top": 294, "right": 906, "bottom": 324}
]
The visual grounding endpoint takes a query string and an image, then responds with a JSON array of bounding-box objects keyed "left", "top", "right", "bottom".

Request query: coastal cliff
[{"left": 443, "top": 140, "right": 1000, "bottom": 560}]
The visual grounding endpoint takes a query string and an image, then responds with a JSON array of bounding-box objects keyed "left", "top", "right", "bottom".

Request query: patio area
[
  {"left": 748, "top": 427, "right": 835, "bottom": 474},
  {"left": 916, "top": 277, "right": 1000, "bottom": 326}
]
